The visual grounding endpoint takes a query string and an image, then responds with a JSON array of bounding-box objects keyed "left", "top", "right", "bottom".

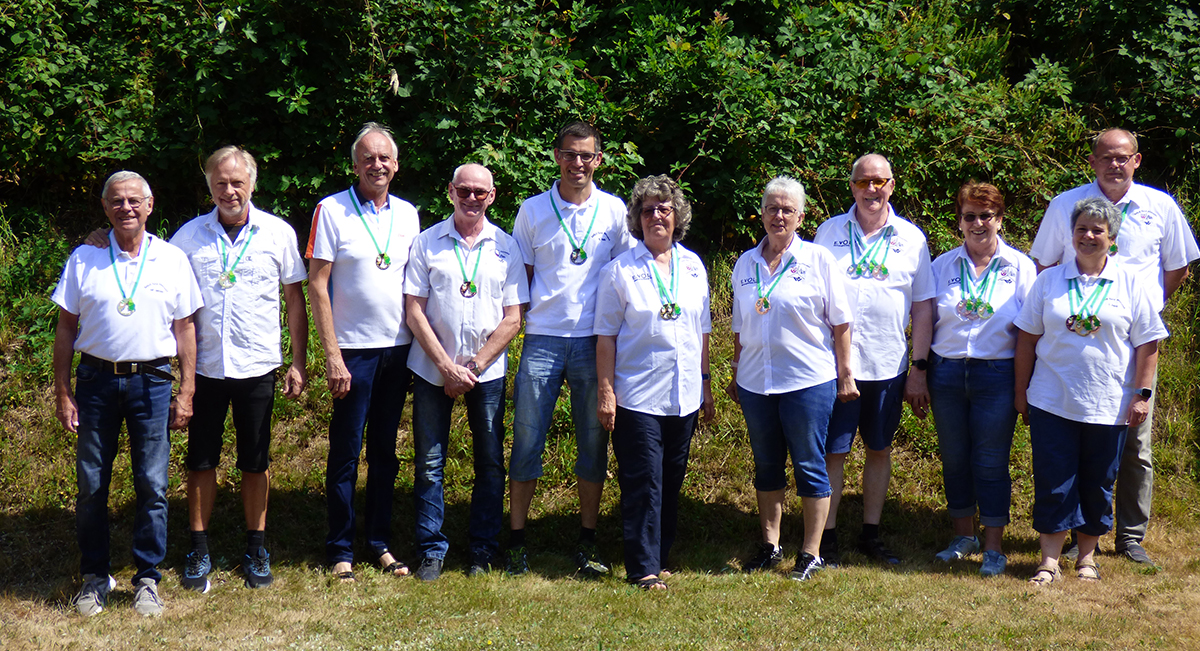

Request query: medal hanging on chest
[
  {"left": 1065, "top": 277, "right": 1112, "bottom": 336},
  {"left": 550, "top": 194, "right": 599, "bottom": 266},
  {"left": 454, "top": 238, "right": 483, "bottom": 298},
  {"left": 754, "top": 248, "right": 797, "bottom": 315},
  {"left": 348, "top": 187, "right": 395, "bottom": 271},
  {"left": 650, "top": 245, "right": 682, "bottom": 320},
  {"left": 109, "top": 237, "right": 151, "bottom": 317},
  {"left": 956, "top": 257, "right": 1000, "bottom": 321},
  {"left": 217, "top": 225, "right": 257, "bottom": 289},
  {"left": 846, "top": 222, "right": 893, "bottom": 280}
]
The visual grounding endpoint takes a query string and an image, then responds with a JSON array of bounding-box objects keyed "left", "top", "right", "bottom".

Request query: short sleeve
[
  {"left": 1013, "top": 273, "right": 1047, "bottom": 335},
  {"left": 1160, "top": 200, "right": 1200, "bottom": 271},
  {"left": 1030, "top": 201, "right": 1067, "bottom": 267},
  {"left": 280, "top": 223, "right": 308, "bottom": 284},
  {"left": 503, "top": 238, "right": 530, "bottom": 306},
  {"left": 307, "top": 203, "right": 338, "bottom": 262},
  {"left": 403, "top": 233, "right": 432, "bottom": 298},
  {"left": 513, "top": 202, "right": 536, "bottom": 266},
  {"left": 173, "top": 254, "right": 204, "bottom": 319},
  {"left": 51, "top": 254, "right": 81, "bottom": 314},
  {"left": 911, "top": 239, "right": 936, "bottom": 302},
  {"left": 730, "top": 256, "right": 745, "bottom": 335},
  {"left": 592, "top": 261, "right": 625, "bottom": 337}
]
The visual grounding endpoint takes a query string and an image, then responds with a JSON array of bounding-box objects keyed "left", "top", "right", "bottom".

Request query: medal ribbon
[
  {"left": 958, "top": 257, "right": 1000, "bottom": 306},
  {"left": 848, "top": 222, "right": 893, "bottom": 271},
  {"left": 453, "top": 238, "right": 484, "bottom": 292},
  {"left": 755, "top": 253, "right": 795, "bottom": 305},
  {"left": 219, "top": 224, "right": 258, "bottom": 279},
  {"left": 648, "top": 244, "right": 680, "bottom": 310},
  {"left": 109, "top": 235, "right": 151, "bottom": 306},
  {"left": 348, "top": 186, "right": 394, "bottom": 263},
  {"left": 1067, "top": 277, "right": 1113, "bottom": 321},
  {"left": 549, "top": 193, "right": 599, "bottom": 256}
]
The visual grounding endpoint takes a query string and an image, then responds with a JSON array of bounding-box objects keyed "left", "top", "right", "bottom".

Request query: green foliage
[{"left": 0, "top": 208, "right": 68, "bottom": 395}]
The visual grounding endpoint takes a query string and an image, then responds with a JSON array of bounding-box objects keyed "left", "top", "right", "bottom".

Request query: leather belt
[{"left": 79, "top": 353, "right": 175, "bottom": 382}]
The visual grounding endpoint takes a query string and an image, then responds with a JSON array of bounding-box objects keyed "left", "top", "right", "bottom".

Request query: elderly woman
[
  {"left": 927, "top": 182, "right": 1036, "bottom": 577},
  {"left": 595, "top": 174, "right": 714, "bottom": 590},
  {"left": 1015, "top": 197, "right": 1166, "bottom": 585},
  {"left": 725, "top": 176, "right": 858, "bottom": 581}
]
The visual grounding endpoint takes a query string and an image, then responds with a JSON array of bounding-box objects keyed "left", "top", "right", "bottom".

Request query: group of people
[{"left": 51, "top": 122, "right": 1196, "bottom": 615}]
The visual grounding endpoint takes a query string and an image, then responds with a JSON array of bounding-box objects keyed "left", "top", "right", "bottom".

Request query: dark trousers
[{"left": 610, "top": 406, "right": 697, "bottom": 580}]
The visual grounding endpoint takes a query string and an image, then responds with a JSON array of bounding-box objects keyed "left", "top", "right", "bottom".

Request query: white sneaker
[
  {"left": 934, "top": 535, "right": 980, "bottom": 562},
  {"left": 73, "top": 574, "right": 117, "bottom": 617},
  {"left": 132, "top": 577, "right": 164, "bottom": 617}
]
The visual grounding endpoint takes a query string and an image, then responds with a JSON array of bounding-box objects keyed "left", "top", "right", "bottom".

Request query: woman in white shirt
[
  {"left": 927, "top": 182, "right": 1036, "bottom": 577},
  {"left": 1015, "top": 197, "right": 1166, "bottom": 585},
  {"left": 725, "top": 176, "right": 858, "bottom": 581},
  {"left": 595, "top": 175, "right": 714, "bottom": 590}
]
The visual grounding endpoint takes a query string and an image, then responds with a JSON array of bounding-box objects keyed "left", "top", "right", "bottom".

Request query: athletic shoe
[
  {"left": 979, "top": 550, "right": 1007, "bottom": 577},
  {"left": 574, "top": 541, "right": 610, "bottom": 578},
  {"left": 414, "top": 557, "right": 442, "bottom": 582},
  {"left": 935, "top": 535, "right": 980, "bottom": 562},
  {"left": 1116, "top": 542, "right": 1156, "bottom": 566},
  {"left": 505, "top": 546, "right": 529, "bottom": 576},
  {"left": 181, "top": 551, "right": 212, "bottom": 593},
  {"left": 73, "top": 574, "right": 116, "bottom": 617},
  {"left": 857, "top": 537, "right": 901, "bottom": 565},
  {"left": 243, "top": 548, "right": 274, "bottom": 589},
  {"left": 132, "top": 578, "right": 163, "bottom": 617},
  {"left": 789, "top": 552, "right": 824, "bottom": 582},
  {"left": 467, "top": 552, "right": 492, "bottom": 577},
  {"left": 743, "top": 542, "right": 784, "bottom": 572}
]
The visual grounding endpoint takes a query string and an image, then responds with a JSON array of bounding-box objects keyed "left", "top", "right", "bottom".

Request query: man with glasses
[
  {"left": 1030, "top": 128, "right": 1199, "bottom": 566},
  {"left": 813, "top": 154, "right": 936, "bottom": 567},
  {"left": 404, "top": 163, "right": 529, "bottom": 580},
  {"left": 506, "top": 120, "right": 633, "bottom": 576},
  {"left": 54, "top": 171, "right": 202, "bottom": 616},
  {"left": 307, "top": 122, "right": 421, "bottom": 582}
]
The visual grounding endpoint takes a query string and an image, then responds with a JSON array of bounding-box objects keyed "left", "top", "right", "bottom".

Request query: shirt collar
[
  {"left": 350, "top": 185, "right": 389, "bottom": 214},
  {"left": 1065, "top": 255, "right": 1120, "bottom": 282},
  {"left": 109, "top": 231, "right": 156, "bottom": 261},
  {"left": 952, "top": 236, "right": 1020, "bottom": 268},
  {"left": 203, "top": 203, "right": 259, "bottom": 238},
  {"left": 1089, "top": 179, "right": 1148, "bottom": 210},
  {"left": 441, "top": 214, "right": 496, "bottom": 244},
  {"left": 751, "top": 233, "right": 803, "bottom": 267},
  {"left": 847, "top": 203, "right": 897, "bottom": 236},
  {"left": 551, "top": 180, "right": 598, "bottom": 210}
]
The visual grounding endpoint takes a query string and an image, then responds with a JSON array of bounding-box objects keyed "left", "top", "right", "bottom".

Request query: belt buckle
[{"left": 129, "top": 362, "right": 140, "bottom": 374}]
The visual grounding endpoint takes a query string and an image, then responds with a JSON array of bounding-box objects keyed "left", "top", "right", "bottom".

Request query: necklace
[{"left": 348, "top": 187, "right": 394, "bottom": 269}]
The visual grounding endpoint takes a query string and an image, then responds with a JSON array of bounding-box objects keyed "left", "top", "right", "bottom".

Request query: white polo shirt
[
  {"left": 307, "top": 187, "right": 420, "bottom": 349},
  {"left": 52, "top": 232, "right": 203, "bottom": 362},
  {"left": 930, "top": 238, "right": 1037, "bottom": 360},
  {"left": 171, "top": 204, "right": 307, "bottom": 380},
  {"left": 813, "top": 204, "right": 936, "bottom": 381},
  {"left": 1029, "top": 180, "right": 1200, "bottom": 313},
  {"left": 403, "top": 216, "right": 529, "bottom": 386},
  {"left": 593, "top": 242, "right": 711, "bottom": 416},
  {"left": 514, "top": 181, "right": 632, "bottom": 337},
  {"left": 1014, "top": 259, "right": 1167, "bottom": 425},
  {"left": 731, "top": 236, "right": 853, "bottom": 395}
]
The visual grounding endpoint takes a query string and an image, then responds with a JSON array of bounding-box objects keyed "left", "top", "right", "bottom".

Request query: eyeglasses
[
  {"left": 108, "top": 197, "right": 147, "bottom": 210},
  {"left": 556, "top": 150, "right": 600, "bottom": 164},
  {"left": 640, "top": 204, "right": 674, "bottom": 217},
  {"left": 453, "top": 185, "right": 492, "bottom": 200},
  {"left": 764, "top": 205, "right": 799, "bottom": 218},
  {"left": 961, "top": 211, "right": 998, "bottom": 223},
  {"left": 1098, "top": 155, "right": 1134, "bottom": 167},
  {"left": 851, "top": 178, "right": 892, "bottom": 190}
]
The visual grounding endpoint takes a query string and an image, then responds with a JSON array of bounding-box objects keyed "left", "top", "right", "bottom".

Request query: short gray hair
[
  {"left": 761, "top": 176, "right": 806, "bottom": 213},
  {"left": 204, "top": 146, "right": 258, "bottom": 189},
  {"left": 849, "top": 153, "right": 892, "bottom": 180},
  {"left": 101, "top": 171, "right": 152, "bottom": 200},
  {"left": 351, "top": 122, "right": 399, "bottom": 161},
  {"left": 1070, "top": 197, "right": 1122, "bottom": 240},
  {"left": 451, "top": 163, "right": 494, "bottom": 187},
  {"left": 625, "top": 174, "right": 691, "bottom": 243}
]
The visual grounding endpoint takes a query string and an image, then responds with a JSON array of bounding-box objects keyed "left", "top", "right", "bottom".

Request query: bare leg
[
  {"left": 861, "top": 447, "right": 892, "bottom": 526},
  {"left": 241, "top": 470, "right": 269, "bottom": 531},
  {"left": 509, "top": 478, "right": 538, "bottom": 531},
  {"left": 801, "top": 496, "right": 831, "bottom": 557},
  {"left": 1038, "top": 530, "right": 1069, "bottom": 568},
  {"left": 188, "top": 469, "right": 217, "bottom": 531},
  {"left": 983, "top": 525, "right": 1004, "bottom": 553},
  {"left": 1076, "top": 532, "right": 1101, "bottom": 567},
  {"left": 824, "top": 452, "right": 849, "bottom": 529},
  {"left": 756, "top": 489, "right": 785, "bottom": 547},
  {"left": 952, "top": 515, "right": 975, "bottom": 538},
  {"left": 578, "top": 478, "right": 603, "bottom": 529}
]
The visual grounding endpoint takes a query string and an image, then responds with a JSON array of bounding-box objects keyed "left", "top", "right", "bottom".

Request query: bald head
[{"left": 850, "top": 153, "right": 893, "bottom": 180}]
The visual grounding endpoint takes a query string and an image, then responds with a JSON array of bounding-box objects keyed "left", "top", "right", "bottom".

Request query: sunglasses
[
  {"left": 453, "top": 185, "right": 492, "bottom": 200},
  {"left": 961, "top": 211, "right": 998, "bottom": 223},
  {"left": 851, "top": 178, "right": 892, "bottom": 190}
]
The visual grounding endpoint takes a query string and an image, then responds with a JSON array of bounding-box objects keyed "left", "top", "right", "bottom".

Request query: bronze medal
[
  {"left": 376, "top": 254, "right": 391, "bottom": 270},
  {"left": 460, "top": 281, "right": 477, "bottom": 298}
]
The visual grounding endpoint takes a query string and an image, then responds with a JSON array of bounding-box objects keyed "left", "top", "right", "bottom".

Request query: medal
[
  {"left": 1066, "top": 315, "right": 1077, "bottom": 331},
  {"left": 847, "top": 222, "right": 894, "bottom": 281},
  {"left": 550, "top": 194, "right": 599, "bottom": 267},
  {"left": 650, "top": 245, "right": 684, "bottom": 321},
  {"left": 218, "top": 222, "right": 257, "bottom": 288},
  {"left": 660, "top": 303, "right": 681, "bottom": 320},
  {"left": 117, "top": 298, "right": 136, "bottom": 316},
  {"left": 349, "top": 186, "right": 395, "bottom": 273},
  {"left": 375, "top": 254, "right": 391, "bottom": 270},
  {"left": 754, "top": 245, "right": 797, "bottom": 317},
  {"left": 460, "top": 281, "right": 477, "bottom": 298},
  {"left": 218, "top": 270, "right": 236, "bottom": 289},
  {"left": 958, "top": 257, "right": 1000, "bottom": 322},
  {"left": 108, "top": 235, "right": 150, "bottom": 319},
  {"left": 956, "top": 300, "right": 970, "bottom": 318},
  {"left": 1066, "top": 277, "right": 1112, "bottom": 338},
  {"left": 570, "top": 248, "right": 587, "bottom": 265},
  {"left": 453, "top": 239, "right": 483, "bottom": 299},
  {"left": 872, "top": 266, "right": 889, "bottom": 280},
  {"left": 976, "top": 303, "right": 994, "bottom": 319},
  {"left": 847, "top": 263, "right": 858, "bottom": 277},
  {"left": 755, "top": 298, "right": 770, "bottom": 314}
]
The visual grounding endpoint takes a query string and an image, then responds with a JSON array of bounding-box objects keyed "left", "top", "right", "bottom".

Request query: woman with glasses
[
  {"left": 594, "top": 175, "right": 714, "bottom": 590},
  {"left": 927, "top": 182, "right": 1036, "bottom": 577},
  {"left": 727, "top": 176, "right": 857, "bottom": 581}
]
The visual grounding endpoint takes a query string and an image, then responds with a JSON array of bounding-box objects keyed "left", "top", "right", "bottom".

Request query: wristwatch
[
  {"left": 1137, "top": 387, "right": 1152, "bottom": 399},
  {"left": 913, "top": 357, "right": 930, "bottom": 371},
  {"left": 465, "top": 360, "right": 482, "bottom": 377}
]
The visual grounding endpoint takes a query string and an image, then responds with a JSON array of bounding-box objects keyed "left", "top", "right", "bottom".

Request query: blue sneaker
[
  {"left": 979, "top": 550, "right": 1007, "bottom": 577},
  {"left": 935, "top": 535, "right": 980, "bottom": 562},
  {"left": 181, "top": 551, "right": 212, "bottom": 593},
  {"left": 243, "top": 548, "right": 274, "bottom": 589}
]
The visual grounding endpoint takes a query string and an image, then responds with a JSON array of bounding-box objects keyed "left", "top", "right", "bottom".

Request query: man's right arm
[
  {"left": 308, "top": 258, "right": 351, "bottom": 399},
  {"left": 53, "top": 308, "right": 80, "bottom": 433}
]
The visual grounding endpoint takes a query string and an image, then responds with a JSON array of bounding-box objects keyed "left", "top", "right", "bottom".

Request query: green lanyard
[
  {"left": 956, "top": 257, "right": 1000, "bottom": 319},
  {"left": 549, "top": 193, "right": 599, "bottom": 264},
  {"left": 754, "top": 249, "right": 796, "bottom": 315},
  {"left": 348, "top": 187, "right": 394, "bottom": 269},
  {"left": 1067, "top": 276, "right": 1113, "bottom": 335},
  {"left": 453, "top": 238, "right": 484, "bottom": 298},
  {"left": 217, "top": 225, "right": 257, "bottom": 288},
  {"left": 847, "top": 222, "right": 893, "bottom": 278},
  {"left": 1110, "top": 202, "right": 1128, "bottom": 255},
  {"left": 109, "top": 235, "right": 151, "bottom": 316},
  {"left": 648, "top": 244, "right": 681, "bottom": 320}
]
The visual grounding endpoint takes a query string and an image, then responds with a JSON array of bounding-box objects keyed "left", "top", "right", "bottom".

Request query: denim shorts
[
  {"left": 1029, "top": 406, "right": 1126, "bottom": 536},
  {"left": 826, "top": 372, "right": 907, "bottom": 454},
  {"left": 738, "top": 381, "right": 836, "bottom": 497}
]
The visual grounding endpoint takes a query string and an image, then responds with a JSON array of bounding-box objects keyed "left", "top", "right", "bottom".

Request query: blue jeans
[
  {"left": 738, "top": 381, "right": 836, "bottom": 498},
  {"left": 928, "top": 355, "right": 1016, "bottom": 527},
  {"left": 510, "top": 334, "right": 606, "bottom": 484},
  {"left": 412, "top": 375, "right": 507, "bottom": 561},
  {"left": 325, "top": 345, "right": 411, "bottom": 565},
  {"left": 1028, "top": 406, "right": 1126, "bottom": 536},
  {"left": 74, "top": 361, "right": 172, "bottom": 584}
]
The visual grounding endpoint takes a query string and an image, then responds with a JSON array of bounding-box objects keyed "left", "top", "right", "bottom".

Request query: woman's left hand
[
  {"left": 904, "top": 371, "right": 930, "bottom": 419},
  {"left": 1126, "top": 395, "right": 1151, "bottom": 426}
]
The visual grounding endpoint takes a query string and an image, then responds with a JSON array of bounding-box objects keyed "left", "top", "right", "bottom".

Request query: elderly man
[
  {"left": 404, "top": 163, "right": 529, "bottom": 580},
  {"left": 1030, "top": 128, "right": 1199, "bottom": 565},
  {"left": 813, "top": 154, "right": 935, "bottom": 566},
  {"left": 168, "top": 146, "right": 308, "bottom": 591},
  {"left": 506, "top": 121, "right": 632, "bottom": 576},
  {"left": 307, "top": 122, "right": 421, "bottom": 582},
  {"left": 54, "top": 171, "right": 202, "bottom": 616}
]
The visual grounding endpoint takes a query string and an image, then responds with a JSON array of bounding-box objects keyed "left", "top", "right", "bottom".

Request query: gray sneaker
[
  {"left": 979, "top": 550, "right": 1008, "bottom": 577},
  {"left": 73, "top": 574, "right": 116, "bottom": 617},
  {"left": 935, "top": 535, "right": 980, "bottom": 562},
  {"left": 1117, "top": 541, "right": 1156, "bottom": 566},
  {"left": 132, "top": 578, "right": 164, "bottom": 617}
]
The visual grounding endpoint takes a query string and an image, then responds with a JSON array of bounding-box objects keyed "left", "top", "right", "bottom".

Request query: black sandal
[
  {"left": 382, "top": 561, "right": 408, "bottom": 577},
  {"left": 336, "top": 570, "right": 356, "bottom": 583},
  {"left": 634, "top": 576, "right": 667, "bottom": 591}
]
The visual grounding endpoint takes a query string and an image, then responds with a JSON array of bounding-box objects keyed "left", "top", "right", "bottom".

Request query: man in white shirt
[
  {"left": 168, "top": 147, "right": 308, "bottom": 592},
  {"left": 813, "top": 154, "right": 936, "bottom": 567},
  {"left": 53, "top": 171, "right": 202, "bottom": 617},
  {"left": 506, "top": 121, "right": 632, "bottom": 576},
  {"left": 404, "top": 163, "right": 528, "bottom": 580},
  {"left": 307, "top": 123, "right": 422, "bottom": 582},
  {"left": 1029, "top": 128, "right": 1200, "bottom": 565}
]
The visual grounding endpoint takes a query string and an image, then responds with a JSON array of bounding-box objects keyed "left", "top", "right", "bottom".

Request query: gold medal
[
  {"left": 117, "top": 298, "right": 136, "bottom": 316},
  {"left": 755, "top": 297, "right": 771, "bottom": 314}
]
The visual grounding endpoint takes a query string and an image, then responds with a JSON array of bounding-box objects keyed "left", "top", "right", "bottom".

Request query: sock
[
  {"left": 191, "top": 530, "right": 209, "bottom": 557},
  {"left": 510, "top": 528, "right": 526, "bottom": 548},
  {"left": 861, "top": 523, "right": 880, "bottom": 541},
  {"left": 246, "top": 530, "right": 265, "bottom": 556},
  {"left": 579, "top": 527, "right": 597, "bottom": 545},
  {"left": 821, "top": 528, "right": 838, "bottom": 552}
]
